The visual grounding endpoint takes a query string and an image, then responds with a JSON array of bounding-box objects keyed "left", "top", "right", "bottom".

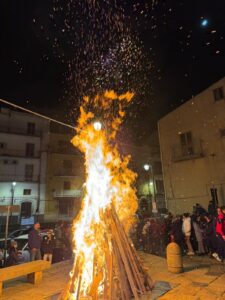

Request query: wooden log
[
  {"left": 113, "top": 240, "right": 132, "bottom": 300},
  {"left": 111, "top": 209, "right": 146, "bottom": 293},
  {"left": 110, "top": 216, "right": 140, "bottom": 300}
]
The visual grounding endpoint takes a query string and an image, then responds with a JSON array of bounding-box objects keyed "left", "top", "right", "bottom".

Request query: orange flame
[{"left": 68, "top": 91, "right": 138, "bottom": 299}]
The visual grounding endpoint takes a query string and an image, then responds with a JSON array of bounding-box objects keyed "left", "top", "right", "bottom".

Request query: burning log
[{"left": 59, "top": 206, "right": 153, "bottom": 300}]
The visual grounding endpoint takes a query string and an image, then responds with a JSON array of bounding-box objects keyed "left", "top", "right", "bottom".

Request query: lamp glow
[{"left": 93, "top": 121, "right": 102, "bottom": 131}]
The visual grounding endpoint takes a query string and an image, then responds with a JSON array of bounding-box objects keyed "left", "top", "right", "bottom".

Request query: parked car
[
  {"left": 8, "top": 226, "right": 32, "bottom": 239},
  {"left": 0, "top": 230, "right": 50, "bottom": 266}
]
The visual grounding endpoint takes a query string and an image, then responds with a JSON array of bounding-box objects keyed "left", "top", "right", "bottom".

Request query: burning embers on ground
[{"left": 59, "top": 91, "right": 153, "bottom": 300}]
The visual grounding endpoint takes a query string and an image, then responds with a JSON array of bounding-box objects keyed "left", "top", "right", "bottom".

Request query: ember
[{"left": 59, "top": 91, "right": 153, "bottom": 300}]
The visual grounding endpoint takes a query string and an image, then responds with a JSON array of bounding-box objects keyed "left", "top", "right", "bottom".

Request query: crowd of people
[
  {"left": 5, "top": 220, "right": 73, "bottom": 267},
  {"left": 137, "top": 203, "right": 225, "bottom": 262}
]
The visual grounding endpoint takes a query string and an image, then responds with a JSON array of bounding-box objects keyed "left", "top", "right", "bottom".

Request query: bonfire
[{"left": 60, "top": 91, "right": 153, "bottom": 300}]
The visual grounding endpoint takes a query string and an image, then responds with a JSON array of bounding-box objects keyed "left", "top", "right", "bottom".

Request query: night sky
[{"left": 0, "top": 0, "right": 225, "bottom": 141}]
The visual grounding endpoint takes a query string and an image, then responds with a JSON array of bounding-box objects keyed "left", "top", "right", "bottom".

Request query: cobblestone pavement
[
  {"left": 1, "top": 254, "right": 225, "bottom": 299},
  {"left": 139, "top": 252, "right": 225, "bottom": 300}
]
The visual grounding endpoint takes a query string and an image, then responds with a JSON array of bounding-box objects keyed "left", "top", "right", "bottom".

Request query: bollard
[{"left": 166, "top": 242, "right": 183, "bottom": 274}]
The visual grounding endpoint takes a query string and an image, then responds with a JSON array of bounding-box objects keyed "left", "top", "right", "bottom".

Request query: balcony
[
  {"left": 0, "top": 174, "right": 39, "bottom": 182},
  {"left": 49, "top": 148, "right": 80, "bottom": 156},
  {"left": 54, "top": 170, "right": 82, "bottom": 178},
  {"left": 53, "top": 189, "right": 82, "bottom": 198},
  {"left": 0, "top": 148, "right": 40, "bottom": 158},
  {"left": 0, "top": 126, "right": 42, "bottom": 137},
  {"left": 172, "top": 139, "right": 204, "bottom": 162}
]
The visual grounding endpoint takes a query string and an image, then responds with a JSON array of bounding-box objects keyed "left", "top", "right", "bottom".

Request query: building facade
[
  {"left": 44, "top": 125, "right": 84, "bottom": 222},
  {"left": 0, "top": 107, "right": 49, "bottom": 223},
  {"left": 158, "top": 77, "right": 225, "bottom": 214},
  {"left": 119, "top": 131, "right": 166, "bottom": 215}
]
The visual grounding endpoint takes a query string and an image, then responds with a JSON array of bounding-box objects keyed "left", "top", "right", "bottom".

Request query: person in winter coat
[
  {"left": 204, "top": 215, "right": 221, "bottom": 262},
  {"left": 41, "top": 230, "right": 56, "bottom": 264},
  {"left": 216, "top": 206, "right": 225, "bottom": 260},
  {"left": 208, "top": 200, "right": 216, "bottom": 216},
  {"left": 5, "top": 241, "right": 21, "bottom": 267},
  {"left": 53, "top": 221, "right": 65, "bottom": 263},
  {"left": 192, "top": 215, "right": 205, "bottom": 255},
  {"left": 141, "top": 220, "right": 150, "bottom": 251},
  {"left": 28, "top": 222, "right": 42, "bottom": 261},
  {"left": 182, "top": 213, "right": 194, "bottom": 255},
  {"left": 170, "top": 215, "right": 184, "bottom": 252}
]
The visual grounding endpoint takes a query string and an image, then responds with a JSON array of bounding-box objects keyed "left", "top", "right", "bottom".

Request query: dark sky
[{"left": 0, "top": 0, "right": 225, "bottom": 141}]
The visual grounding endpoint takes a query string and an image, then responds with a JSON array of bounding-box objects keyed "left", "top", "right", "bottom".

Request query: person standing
[
  {"left": 41, "top": 230, "right": 55, "bottom": 264},
  {"left": 216, "top": 206, "right": 225, "bottom": 260},
  {"left": 53, "top": 221, "right": 65, "bottom": 263},
  {"left": 182, "top": 213, "right": 194, "bottom": 255},
  {"left": 170, "top": 215, "right": 184, "bottom": 253},
  {"left": 192, "top": 215, "right": 205, "bottom": 255},
  {"left": 28, "top": 222, "right": 42, "bottom": 261}
]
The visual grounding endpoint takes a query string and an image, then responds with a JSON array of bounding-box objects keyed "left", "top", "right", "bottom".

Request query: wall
[{"left": 158, "top": 77, "right": 225, "bottom": 213}]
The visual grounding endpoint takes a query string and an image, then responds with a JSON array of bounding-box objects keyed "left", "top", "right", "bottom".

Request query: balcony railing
[
  {"left": 0, "top": 126, "right": 42, "bottom": 137},
  {"left": 53, "top": 189, "right": 82, "bottom": 198},
  {"left": 0, "top": 149, "right": 40, "bottom": 158},
  {"left": 172, "top": 139, "right": 204, "bottom": 162},
  {"left": 54, "top": 170, "right": 82, "bottom": 177},
  {"left": 0, "top": 175, "right": 39, "bottom": 182}
]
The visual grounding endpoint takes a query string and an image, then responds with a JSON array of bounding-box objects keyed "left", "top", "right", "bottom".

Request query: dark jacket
[
  {"left": 54, "top": 226, "right": 65, "bottom": 248},
  {"left": 28, "top": 229, "right": 41, "bottom": 249},
  {"left": 6, "top": 247, "right": 20, "bottom": 267},
  {"left": 171, "top": 219, "right": 184, "bottom": 243},
  {"left": 41, "top": 236, "right": 55, "bottom": 254}
]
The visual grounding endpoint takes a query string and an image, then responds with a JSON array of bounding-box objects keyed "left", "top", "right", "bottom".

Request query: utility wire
[{"left": 0, "top": 98, "right": 75, "bottom": 130}]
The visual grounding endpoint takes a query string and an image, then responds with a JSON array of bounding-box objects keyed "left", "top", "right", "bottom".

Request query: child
[{"left": 41, "top": 230, "right": 55, "bottom": 264}]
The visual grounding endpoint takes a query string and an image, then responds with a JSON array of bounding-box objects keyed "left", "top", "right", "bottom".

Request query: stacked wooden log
[{"left": 59, "top": 207, "right": 154, "bottom": 300}]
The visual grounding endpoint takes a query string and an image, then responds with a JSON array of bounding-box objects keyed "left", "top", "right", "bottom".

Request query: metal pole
[
  {"left": 3, "top": 205, "right": 10, "bottom": 266},
  {"left": 11, "top": 187, "right": 14, "bottom": 206}
]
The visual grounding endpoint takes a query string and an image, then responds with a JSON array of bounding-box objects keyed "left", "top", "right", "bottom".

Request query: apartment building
[
  {"left": 158, "top": 77, "right": 225, "bottom": 213},
  {"left": 44, "top": 125, "right": 84, "bottom": 222},
  {"left": 0, "top": 107, "right": 49, "bottom": 223}
]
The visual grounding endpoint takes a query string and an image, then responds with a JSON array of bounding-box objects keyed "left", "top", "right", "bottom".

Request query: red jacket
[{"left": 216, "top": 213, "right": 225, "bottom": 237}]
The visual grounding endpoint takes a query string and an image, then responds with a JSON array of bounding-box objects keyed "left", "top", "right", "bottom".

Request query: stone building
[
  {"left": 0, "top": 107, "right": 49, "bottom": 223},
  {"left": 44, "top": 124, "right": 84, "bottom": 222},
  {"left": 158, "top": 77, "right": 225, "bottom": 213}
]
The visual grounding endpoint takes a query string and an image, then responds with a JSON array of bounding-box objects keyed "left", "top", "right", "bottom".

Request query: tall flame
[{"left": 67, "top": 91, "right": 138, "bottom": 299}]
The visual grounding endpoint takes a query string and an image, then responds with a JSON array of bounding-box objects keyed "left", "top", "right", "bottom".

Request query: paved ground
[
  {"left": 1, "top": 254, "right": 225, "bottom": 299},
  {"left": 140, "top": 252, "right": 225, "bottom": 300}
]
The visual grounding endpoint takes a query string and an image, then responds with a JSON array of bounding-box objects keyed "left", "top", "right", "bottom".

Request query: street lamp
[
  {"left": 11, "top": 181, "right": 16, "bottom": 206},
  {"left": 93, "top": 121, "right": 102, "bottom": 131},
  {"left": 143, "top": 164, "right": 157, "bottom": 213}
]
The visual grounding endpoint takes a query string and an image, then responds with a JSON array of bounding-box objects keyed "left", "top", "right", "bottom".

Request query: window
[
  {"left": 0, "top": 143, "right": 6, "bottom": 149},
  {"left": 25, "top": 164, "right": 34, "bottom": 181},
  {"left": 26, "top": 143, "right": 35, "bottom": 157},
  {"left": 180, "top": 131, "right": 194, "bottom": 156},
  {"left": 63, "top": 181, "right": 71, "bottom": 190},
  {"left": 27, "top": 122, "right": 36, "bottom": 135},
  {"left": 155, "top": 180, "right": 165, "bottom": 194},
  {"left": 59, "top": 199, "right": 73, "bottom": 216},
  {"left": 23, "top": 189, "right": 31, "bottom": 195},
  {"left": 63, "top": 160, "right": 72, "bottom": 170},
  {"left": 20, "top": 202, "right": 32, "bottom": 218},
  {"left": 213, "top": 87, "right": 224, "bottom": 101}
]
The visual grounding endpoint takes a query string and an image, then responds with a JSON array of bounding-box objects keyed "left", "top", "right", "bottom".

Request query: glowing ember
[{"left": 60, "top": 91, "right": 152, "bottom": 300}]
